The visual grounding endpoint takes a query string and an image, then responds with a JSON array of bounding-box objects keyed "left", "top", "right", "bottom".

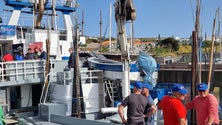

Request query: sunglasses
[{"left": 198, "top": 90, "right": 206, "bottom": 92}]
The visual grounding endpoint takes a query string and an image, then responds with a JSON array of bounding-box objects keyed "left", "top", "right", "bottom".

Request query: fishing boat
[
  {"left": 0, "top": 0, "right": 221, "bottom": 125},
  {"left": 0, "top": 0, "right": 118, "bottom": 124},
  {"left": 0, "top": 0, "right": 157, "bottom": 124}
]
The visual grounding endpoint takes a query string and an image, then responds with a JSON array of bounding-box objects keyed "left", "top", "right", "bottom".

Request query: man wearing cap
[
  {"left": 2, "top": 51, "right": 13, "bottom": 62},
  {"left": 158, "top": 84, "right": 187, "bottom": 125},
  {"left": 142, "top": 83, "right": 157, "bottom": 125},
  {"left": 185, "top": 83, "right": 219, "bottom": 125},
  {"left": 118, "top": 81, "right": 154, "bottom": 125}
]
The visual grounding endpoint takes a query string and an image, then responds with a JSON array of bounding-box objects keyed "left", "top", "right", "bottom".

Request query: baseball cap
[
  {"left": 197, "top": 83, "right": 208, "bottom": 91},
  {"left": 132, "top": 81, "right": 143, "bottom": 89},
  {"left": 172, "top": 84, "right": 187, "bottom": 94},
  {"left": 142, "top": 83, "right": 153, "bottom": 90}
]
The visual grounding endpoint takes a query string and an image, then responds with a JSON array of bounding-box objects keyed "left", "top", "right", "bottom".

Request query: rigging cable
[{"left": 189, "top": 0, "right": 195, "bottom": 27}]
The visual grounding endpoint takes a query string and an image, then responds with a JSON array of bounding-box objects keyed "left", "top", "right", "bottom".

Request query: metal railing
[{"left": 0, "top": 60, "right": 45, "bottom": 82}]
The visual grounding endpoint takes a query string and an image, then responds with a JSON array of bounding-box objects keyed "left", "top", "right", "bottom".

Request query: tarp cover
[{"left": 137, "top": 51, "right": 157, "bottom": 89}]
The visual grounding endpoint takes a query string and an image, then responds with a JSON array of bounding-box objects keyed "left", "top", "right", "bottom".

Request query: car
[
  {"left": 215, "top": 58, "right": 221, "bottom": 64},
  {"left": 165, "top": 56, "right": 173, "bottom": 64}
]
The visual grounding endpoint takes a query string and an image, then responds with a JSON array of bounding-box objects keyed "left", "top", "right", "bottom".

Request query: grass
[{"left": 153, "top": 44, "right": 221, "bottom": 57}]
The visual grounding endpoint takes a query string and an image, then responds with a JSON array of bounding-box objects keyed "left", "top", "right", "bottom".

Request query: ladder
[{"left": 105, "top": 80, "right": 119, "bottom": 106}]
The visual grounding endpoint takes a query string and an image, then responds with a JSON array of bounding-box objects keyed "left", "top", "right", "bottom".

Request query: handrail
[
  {"left": 40, "top": 69, "right": 103, "bottom": 103},
  {"left": 0, "top": 60, "right": 45, "bottom": 82},
  {"left": 39, "top": 71, "right": 57, "bottom": 103}
]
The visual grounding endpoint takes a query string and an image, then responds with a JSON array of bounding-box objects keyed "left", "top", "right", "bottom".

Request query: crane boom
[{"left": 114, "top": 0, "right": 136, "bottom": 98}]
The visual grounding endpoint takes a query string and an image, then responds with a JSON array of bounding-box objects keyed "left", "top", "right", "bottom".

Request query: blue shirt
[
  {"left": 144, "top": 95, "right": 155, "bottom": 125},
  {"left": 15, "top": 54, "right": 24, "bottom": 61}
]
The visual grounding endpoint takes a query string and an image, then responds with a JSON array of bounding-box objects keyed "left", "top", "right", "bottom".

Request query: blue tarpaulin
[{"left": 137, "top": 51, "right": 158, "bottom": 89}]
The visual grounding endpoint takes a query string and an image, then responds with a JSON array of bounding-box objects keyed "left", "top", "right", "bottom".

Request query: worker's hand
[
  {"left": 122, "top": 117, "right": 127, "bottom": 124},
  {"left": 184, "top": 93, "right": 191, "bottom": 104}
]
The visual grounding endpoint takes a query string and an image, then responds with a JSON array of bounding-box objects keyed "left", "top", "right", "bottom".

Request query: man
[
  {"left": 185, "top": 83, "right": 219, "bottom": 125},
  {"left": 33, "top": 47, "right": 40, "bottom": 59},
  {"left": 2, "top": 51, "right": 13, "bottom": 80},
  {"left": 25, "top": 48, "right": 33, "bottom": 60},
  {"left": 15, "top": 50, "right": 24, "bottom": 61},
  {"left": 158, "top": 84, "right": 187, "bottom": 125},
  {"left": 142, "top": 83, "right": 157, "bottom": 125},
  {"left": 2, "top": 51, "right": 13, "bottom": 62},
  {"left": 68, "top": 48, "right": 75, "bottom": 70},
  {"left": 39, "top": 48, "right": 47, "bottom": 60},
  {"left": 118, "top": 81, "right": 154, "bottom": 125}
]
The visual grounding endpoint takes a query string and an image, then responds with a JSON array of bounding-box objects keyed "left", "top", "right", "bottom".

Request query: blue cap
[
  {"left": 132, "top": 81, "right": 143, "bottom": 89},
  {"left": 142, "top": 83, "right": 152, "bottom": 90},
  {"left": 172, "top": 84, "right": 187, "bottom": 94},
  {"left": 197, "top": 83, "right": 208, "bottom": 91}
]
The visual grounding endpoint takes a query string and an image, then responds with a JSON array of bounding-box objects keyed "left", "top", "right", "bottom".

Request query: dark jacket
[
  {"left": 68, "top": 52, "right": 75, "bottom": 68},
  {"left": 25, "top": 53, "right": 33, "bottom": 60},
  {"left": 39, "top": 51, "right": 47, "bottom": 60}
]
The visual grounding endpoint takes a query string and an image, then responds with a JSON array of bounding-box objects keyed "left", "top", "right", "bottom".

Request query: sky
[
  {"left": 76, "top": 0, "right": 222, "bottom": 39},
  {"left": 0, "top": 0, "right": 222, "bottom": 39}
]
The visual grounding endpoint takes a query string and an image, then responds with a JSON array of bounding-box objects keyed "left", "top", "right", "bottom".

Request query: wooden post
[
  {"left": 72, "top": 19, "right": 85, "bottom": 118},
  {"left": 191, "top": 31, "right": 198, "bottom": 125},
  {"left": 208, "top": 9, "right": 217, "bottom": 90}
]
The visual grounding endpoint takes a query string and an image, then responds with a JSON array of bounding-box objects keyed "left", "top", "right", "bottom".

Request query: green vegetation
[
  {"left": 139, "top": 38, "right": 156, "bottom": 42},
  {"left": 152, "top": 40, "right": 221, "bottom": 57},
  {"left": 152, "top": 37, "right": 180, "bottom": 56},
  {"left": 99, "top": 46, "right": 109, "bottom": 53},
  {"left": 86, "top": 38, "right": 99, "bottom": 43},
  {"left": 158, "top": 37, "right": 180, "bottom": 52}
]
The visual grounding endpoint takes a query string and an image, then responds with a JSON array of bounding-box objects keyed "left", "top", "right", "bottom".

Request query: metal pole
[{"left": 109, "top": 3, "right": 112, "bottom": 53}]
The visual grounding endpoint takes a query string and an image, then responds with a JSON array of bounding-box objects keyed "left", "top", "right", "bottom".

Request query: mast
[
  {"left": 130, "top": 20, "right": 134, "bottom": 53},
  {"left": 51, "top": 0, "right": 56, "bottom": 30},
  {"left": 36, "top": 0, "right": 44, "bottom": 28},
  {"left": 195, "top": 0, "right": 201, "bottom": 84},
  {"left": 34, "top": 0, "right": 37, "bottom": 28},
  {"left": 72, "top": 12, "right": 85, "bottom": 118},
  {"left": 207, "top": 8, "right": 218, "bottom": 90},
  {"left": 191, "top": 0, "right": 201, "bottom": 124},
  {"left": 109, "top": 3, "right": 112, "bottom": 53},
  {"left": 99, "top": 10, "right": 102, "bottom": 52},
  {"left": 81, "top": 9, "right": 84, "bottom": 35}
]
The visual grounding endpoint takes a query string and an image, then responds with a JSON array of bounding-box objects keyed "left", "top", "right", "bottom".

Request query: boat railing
[
  {"left": 80, "top": 69, "right": 103, "bottom": 84},
  {"left": 0, "top": 60, "right": 45, "bottom": 86},
  {"left": 0, "top": 59, "right": 103, "bottom": 85},
  {"left": 47, "top": 0, "right": 77, "bottom": 7}
]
